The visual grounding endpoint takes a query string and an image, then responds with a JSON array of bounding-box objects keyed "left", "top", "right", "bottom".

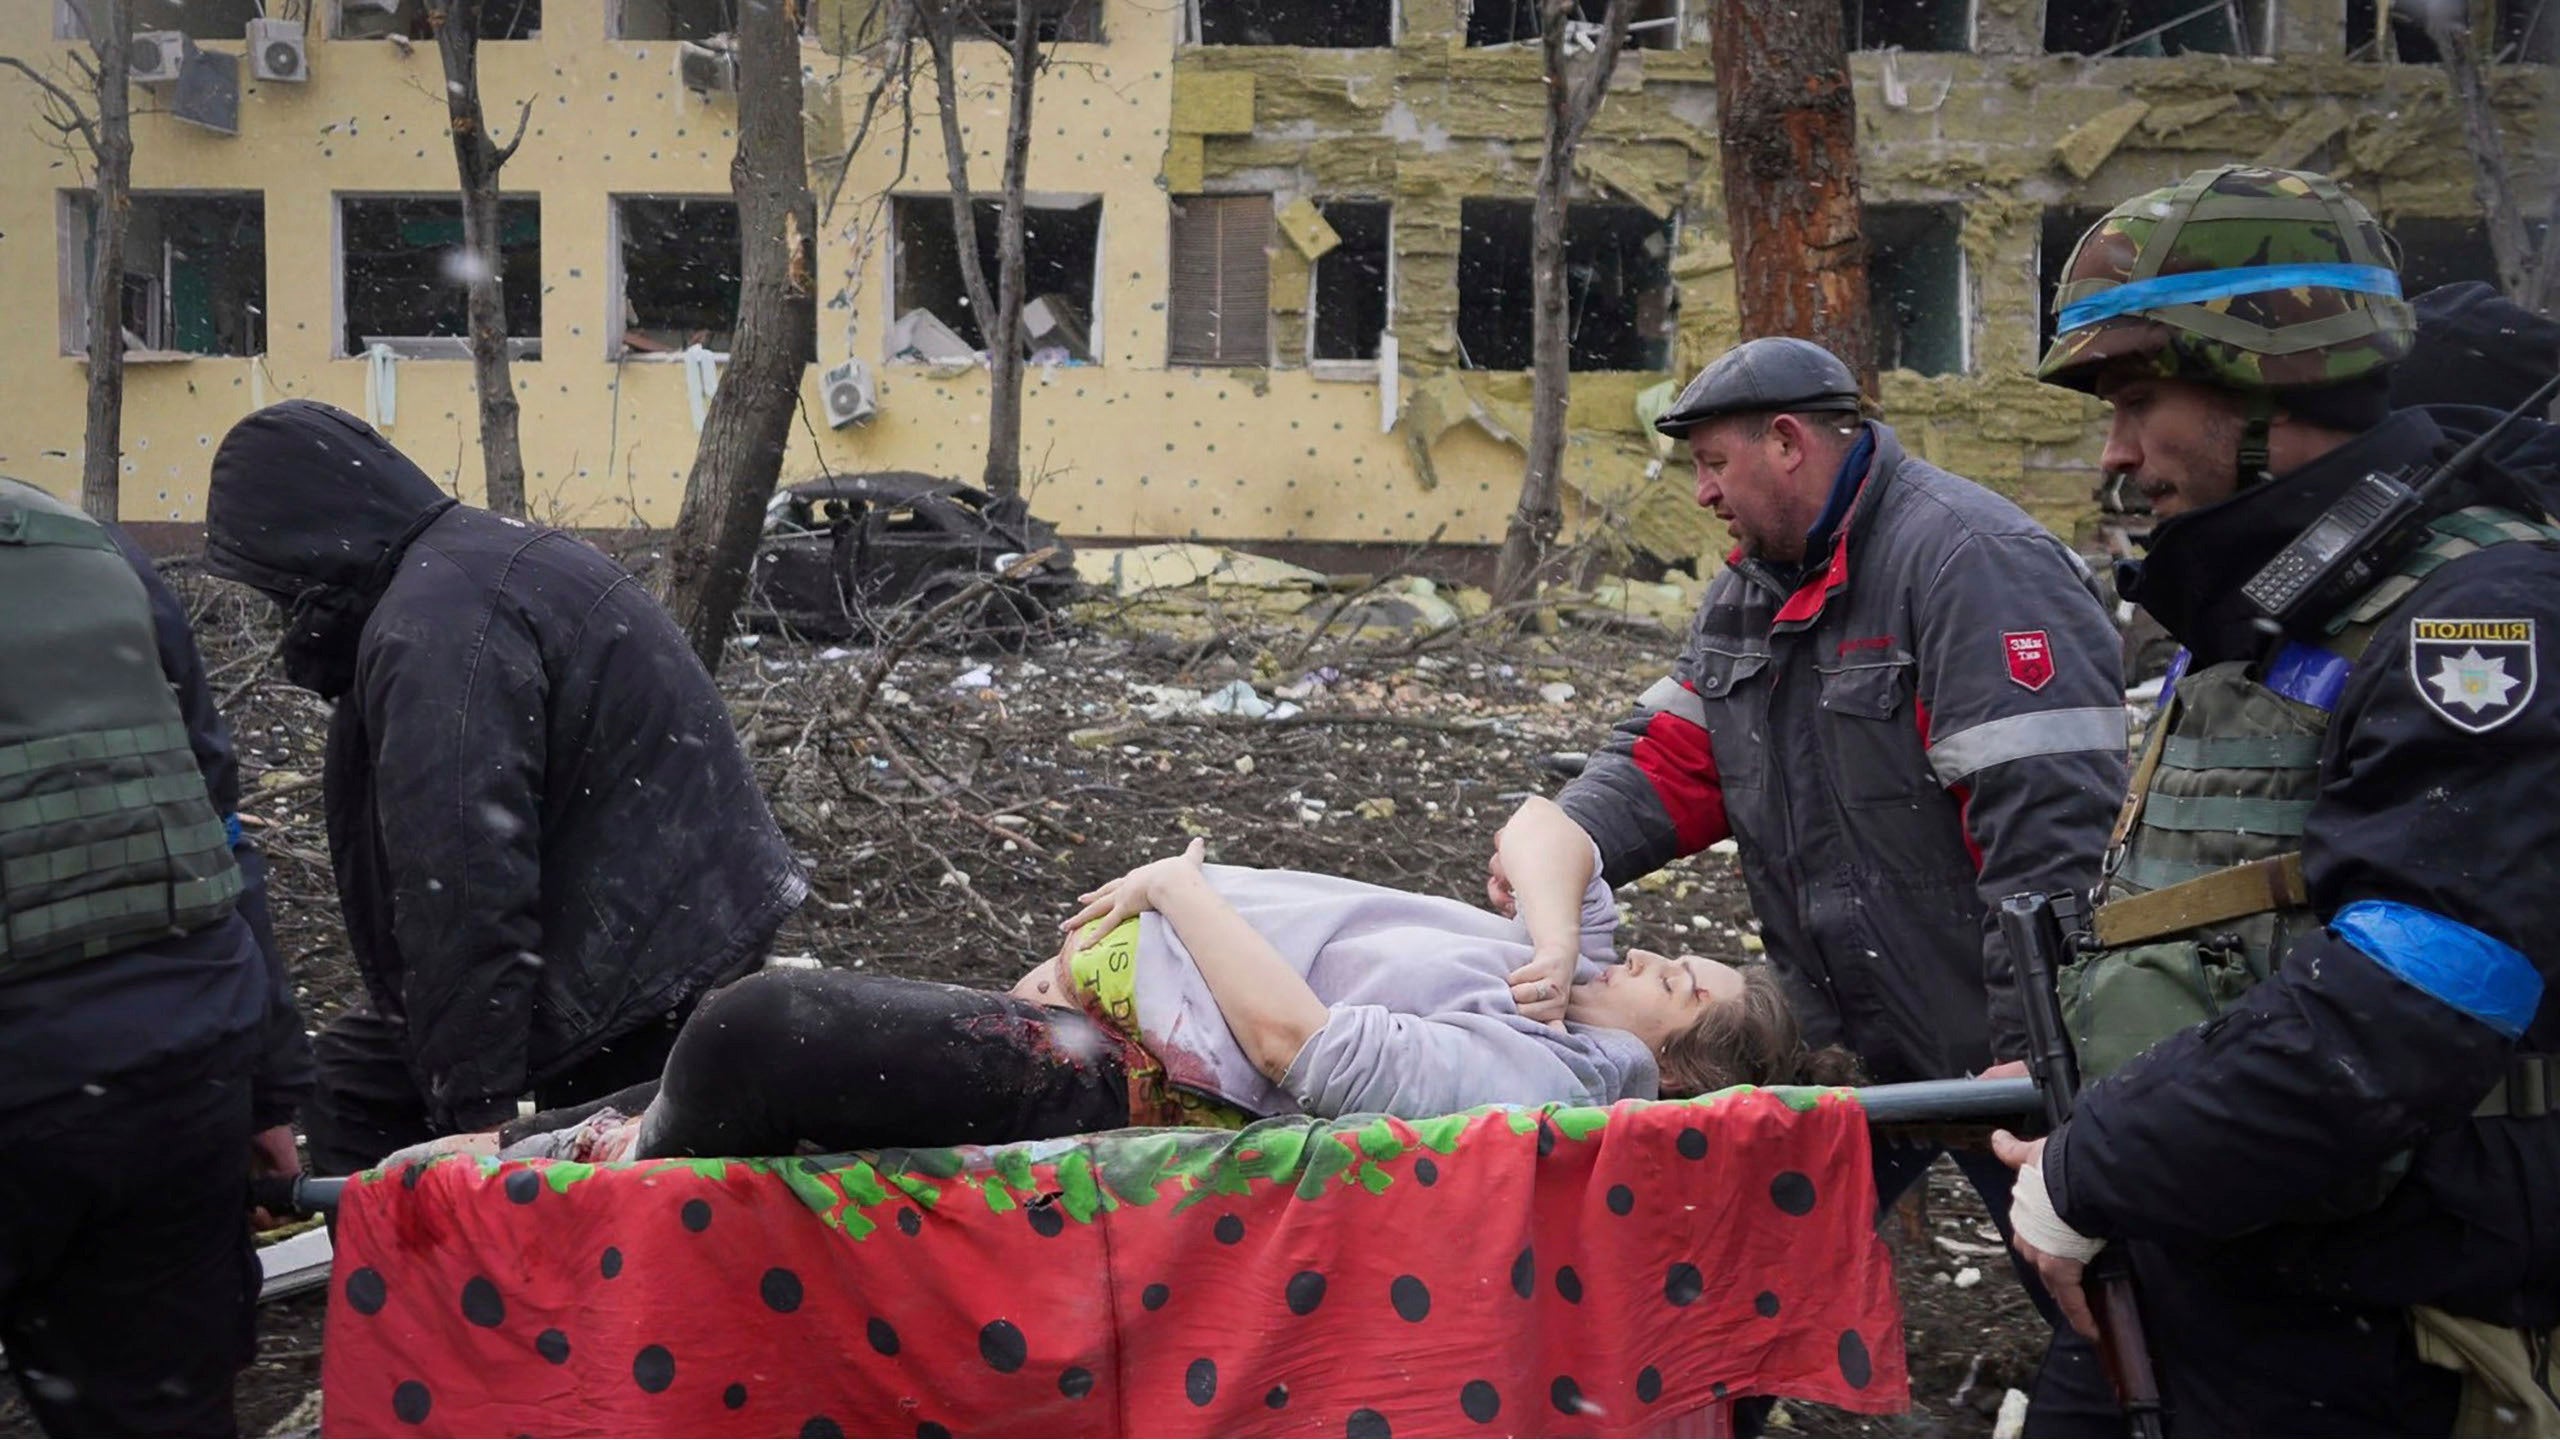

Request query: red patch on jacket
[{"left": 2002, "top": 631, "right": 2054, "bottom": 692}]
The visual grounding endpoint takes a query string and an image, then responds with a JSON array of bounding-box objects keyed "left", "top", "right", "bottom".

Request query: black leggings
[{"left": 504, "top": 969, "right": 1130, "bottom": 1158}]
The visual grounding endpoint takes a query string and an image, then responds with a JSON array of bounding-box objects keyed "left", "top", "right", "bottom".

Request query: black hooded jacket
[
  {"left": 206, "top": 401, "right": 806, "bottom": 1130},
  {"left": 2048, "top": 410, "right": 2560, "bottom": 1326}
]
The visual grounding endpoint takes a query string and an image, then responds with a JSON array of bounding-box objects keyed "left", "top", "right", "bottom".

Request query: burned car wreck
[{"left": 741, "top": 473, "right": 1079, "bottom": 644}]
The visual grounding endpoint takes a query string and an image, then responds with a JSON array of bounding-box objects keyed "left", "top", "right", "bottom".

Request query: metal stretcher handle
[{"left": 251, "top": 1082, "right": 2040, "bottom": 1218}]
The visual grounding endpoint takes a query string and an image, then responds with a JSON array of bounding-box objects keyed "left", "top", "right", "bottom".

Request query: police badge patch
[{"left": 2410, "top": 618, "right": 2537, "bottom": 733}]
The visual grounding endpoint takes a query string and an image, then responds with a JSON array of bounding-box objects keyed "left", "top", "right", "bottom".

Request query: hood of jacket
[
  {"left": 203, "top": 399, "right": 456, "bottom": 698},
  {"left": 204, "top": 400, "right": 453, "bottom": 600}
]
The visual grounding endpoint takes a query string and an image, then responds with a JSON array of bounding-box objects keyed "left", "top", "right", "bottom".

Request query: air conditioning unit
[
  {"left": 821, "top": 358, "right": 876, "bottom": 429},
  {"left": 676, "top": 40, "right": 737, "bottom": 95},
  {"left": 129, "top": 30, "right": 187, "bottom": 84},
  {"left": 248, "top": 18, "right": 309, "bottom": 82}
]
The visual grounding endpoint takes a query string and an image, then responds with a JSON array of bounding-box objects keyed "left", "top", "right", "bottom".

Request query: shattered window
[
  {"left": 1311, "top": 200, "right": 1392, "bottom": 363},
  {"left": 2044, "top": 0, "right": 2264, "bottom": 55},
  {"left": 1457, "top": 199, "right": 1675, "bottom": 372},
  {"left": 614, "top": 0, "right": 739, "bottom": 40},
  {"left": 1191, "top": 0, "right": 1393, "bottom": 46},
  {"left": 2349, "top": 0, "right": 2556, "bottom": 60},
  {"left": 59, "top": 0, "right": 262, "bottom": 40},
  {"left": 1168, "top": 194, "right": 1274, "bottom": 367},
  {"left": 1842, "top": 0, "right": 1970, "bottom": 51},
  {"left": 340, "top": 196, "right": 542, "bottom": 358},
  {"left": 1866, "top": 203, "right": 1967, "bottom": 377},
  {"left": 2036, "top": 206, "right": 2109, "bottom": 355},
  {"left": 614, "top": 197, "right": 741, "bottom": 356},
  {"left": 2389, "top": 215, "right": 2552, "bottom": 295},
  {"left": 964, "top": 0, "right": 1104, "bottom": 43},
  {"left": 889, "top": 195, "right": 1104, "bottom": 362},
  {"left": 334, "top": 0, "right": 541, "bottom": 41},
  {"left": 1466, "top": 0, "right": 1682, "bottom": 50},
  {"left": 59, "top": 191, "right": 265, "bottom": 358}
]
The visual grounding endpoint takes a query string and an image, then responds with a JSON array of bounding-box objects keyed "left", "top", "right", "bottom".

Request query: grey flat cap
[{"left": 1655, "top": 337, "right": 1863, "bottom": 438}]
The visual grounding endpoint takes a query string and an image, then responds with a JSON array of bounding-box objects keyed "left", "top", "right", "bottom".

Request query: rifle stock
[{"left": 1997, "top": 893, "right": 2167, "bottom": 1440}]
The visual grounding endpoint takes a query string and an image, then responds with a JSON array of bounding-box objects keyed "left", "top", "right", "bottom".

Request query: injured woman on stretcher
[{"left": 395, "top": 798, "right": 1854, "bottom": 1170}]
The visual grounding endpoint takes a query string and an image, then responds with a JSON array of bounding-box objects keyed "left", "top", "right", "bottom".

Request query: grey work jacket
[{"left": 1559, "top": 423, "right": 2126, "bottom": 1081}]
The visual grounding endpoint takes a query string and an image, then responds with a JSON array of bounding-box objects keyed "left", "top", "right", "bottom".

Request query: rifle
[{"left": 1997, "top": 891, "right": 2167, "bottom": 1440}]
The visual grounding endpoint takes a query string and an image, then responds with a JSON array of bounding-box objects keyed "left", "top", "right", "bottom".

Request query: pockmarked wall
[{"left": 0, "top": 0, "right": 2549, "bottom": 567}]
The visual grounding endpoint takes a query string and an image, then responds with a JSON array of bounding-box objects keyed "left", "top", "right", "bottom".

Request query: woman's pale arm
[
  {"left": 1063, "top": 840, "right": 1331, "bottom": 1082},
  {"left": 1494, "top": 796, "right": 1600, "bottom": 1026}
]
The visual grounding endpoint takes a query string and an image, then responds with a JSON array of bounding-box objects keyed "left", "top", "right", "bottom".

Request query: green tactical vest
[
  {"left": 0, "top": 478, "right": 241, "bottom": 979},
  {"left": 2062, "top": 505, "right": 2560, "bottom": 1085}
]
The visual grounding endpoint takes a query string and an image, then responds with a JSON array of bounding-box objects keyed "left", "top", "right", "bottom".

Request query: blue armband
[
  {"left": 224, "top": 812, "right": 243, "bottom": 847},
  {"left": 2333, "top": 900, "right": 2543, "bottom": 1040}
]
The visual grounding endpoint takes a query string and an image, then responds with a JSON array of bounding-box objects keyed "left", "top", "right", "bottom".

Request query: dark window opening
[
  {"left": 1311, "top": 200, "right": 1391, "bottom": 362},
  {"left": 613, "top": 0, "right": 741, "bottom": 40},
  {"left": 616, "top": 197, "right": 747, "bottom": 355},
  {"left": 2045, "top": 0, "right": 2262, "bottom": 55},
  {"left": 1867, "top": 203, "right": 1966, "bottom": 376},
  {"left": 336, "top": 0, "right": 541, "bottom": 41},
  {"left": 2037, "top": 205, "right": 2109, "bottom": 355},
  {"left": 1193, "top": 0, "right": 1394, "bottom": 45},
  {"left": 891, "top": 195, "right": 1103, "bottom": 358},
  {"left": 341, "top": 196, "right": 542, "bottom": 357},
  {"left": 964, "top": 0, "right": 1103, "bottom": 44},
  {"left": 2387, "top": 215, "right": 2552, "bottom": 297},
  {"left": 1168, "top": 193, "right": 1274, "bottom": 366},
  {"left": 1467, "top": 0, "right": 1681, "bottom": 50},
  {"left": 2348, "top": 0, "right": 2557, "bottom": 60},
  {"left": 2343, "top": 0, "right": 2438, "bottom": 60},
  {"left": 62, "top": 0, "right": 262, "bottom": 40},
  {"left": 63, "top": 192, "right": 265, "bottom": 357},
  {"left": 1843, "top": 0, "right": 1970, "bottom": 50},
  {"left": 1458, "top": 198, "right": 1675, "bottom": 372}
]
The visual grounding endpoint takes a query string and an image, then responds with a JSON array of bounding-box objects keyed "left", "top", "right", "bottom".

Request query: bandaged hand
[{"left": 1991, "top": 1128, "right": 2106, "bottom": 1340}]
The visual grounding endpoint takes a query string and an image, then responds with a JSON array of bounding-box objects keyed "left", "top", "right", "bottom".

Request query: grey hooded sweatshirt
[{"left": 1130, "top": 863, "right": 1659, "bottom": 1119}]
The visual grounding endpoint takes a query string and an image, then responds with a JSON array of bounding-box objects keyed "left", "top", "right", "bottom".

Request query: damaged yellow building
[{"left": 0, "top": 0, "right": 2550, "bottom": 565}]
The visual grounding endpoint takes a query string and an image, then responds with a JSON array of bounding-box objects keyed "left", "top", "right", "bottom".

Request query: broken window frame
[
  {"left": 56, "top": 0, "right": 266, "bottom": 41},
  {"left": 1840, "top": 0, "right": 1974, "bottom": 52},
  {"left": 2042, "top": 0, "right": 2269, "bottom": 57},
  {"left": 1455, "top": 196, "right": 1679, "bottom": 374},
  {"left": 331, "top": 0, "right": 543, "bottom": 42},
  {"left": 2345, "top": 0, "right": 2556, "bottom": 61},
  {"left": 336, "top": 193, "right": 545, "bottom": 361},
  {"left": 1864, "top": 202, "right": 1972, "bottom": 379},
  {"left": 1464, "top": 0, "right": 1685, "bottom": 51},
  {"left": 885, "top": 192, "right": 1108, "bottom": 367},
  {"left": 57, "top": 188, "right": 268, "bottom": 362},
  {"left": 608, "top": 194, "right": 744, "bottom": 359},
  {"left": 607, "top": 0, "right": 814, "bottom": 42},
  {"left": 1307, "top": 198, "right": 1395, "bottom": 377},
  {"left": 1166, "top": 192, "right": 1276, "bottom": 369},
  {"left": 953, "top": 0, "right": 1106, "bottom": 46},
  {"left": 1183, "top": 0, "right": 1400, "bottom": 47}
]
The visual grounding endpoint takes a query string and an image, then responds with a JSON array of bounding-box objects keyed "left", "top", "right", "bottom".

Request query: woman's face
[{"left": 1565, "top": 948, "right": 1744, "bottom": 1050}]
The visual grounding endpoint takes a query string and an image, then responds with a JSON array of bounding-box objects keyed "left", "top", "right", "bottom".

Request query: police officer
[
  {"left": 1491, "top": 336, "right": 2129, "bottom": 1428},
  {"left": 0, "top": 478, "right": 314, "bottom": 1435},
  {"left": 1996, "top": 164, "right": 2560, "bottom": 1434}
]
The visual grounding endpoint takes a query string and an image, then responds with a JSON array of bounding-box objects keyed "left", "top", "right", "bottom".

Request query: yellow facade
[{"left": 0, "top": 1, "right": 2550, "bottom": 560}]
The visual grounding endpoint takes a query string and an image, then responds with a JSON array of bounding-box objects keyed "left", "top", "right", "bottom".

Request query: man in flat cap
[{"left": 1487, "top": 336, "right": 2127, "bottom": 1428}]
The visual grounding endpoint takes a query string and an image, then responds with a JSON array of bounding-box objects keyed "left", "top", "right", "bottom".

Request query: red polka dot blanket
[{"left": 322, "top": 1086, "right": 1906, "bottom": 1437}]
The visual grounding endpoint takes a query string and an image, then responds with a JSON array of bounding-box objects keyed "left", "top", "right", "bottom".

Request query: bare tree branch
[
  {"left": 0, "top": 54, "right": 100, "bottom": 154},
  {"left": 491, "top": 92, "right": 537, "bottom": 168}
]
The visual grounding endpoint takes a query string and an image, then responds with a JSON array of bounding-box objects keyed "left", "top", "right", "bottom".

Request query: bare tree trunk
[
  {"left": 2427, "top": 14, "right": 2539, "bottom": 305},
  {"left": 667, "top": 0, "right": 819, "bottom": 673},
  {"left": 80, "top": 0, "right": 133, "bottom": 521},
  {"left": 1710, "top": 0, "right": 1873, "bottom": 390},
  {"left": 429, "top": 0, "right": 532, "bottom": 516},
  {"left": 918, "top": 0, "right": 1044, "bottom": 504},
  {"left": 1492, "top": 0, "right": 1633, "bottom": 607}
]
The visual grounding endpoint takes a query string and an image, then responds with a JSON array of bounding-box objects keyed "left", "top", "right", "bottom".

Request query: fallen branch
[{"left": 845, "top": 547, "right": 1059, "bottom": 724}]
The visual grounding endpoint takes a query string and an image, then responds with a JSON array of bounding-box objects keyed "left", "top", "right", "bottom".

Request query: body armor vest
[
  {"left": 0, "top": 478, "right": 240, "bottom": 978},
  {"left": 2064, "top": 506, "right": 2560, "bottom": 1083}
]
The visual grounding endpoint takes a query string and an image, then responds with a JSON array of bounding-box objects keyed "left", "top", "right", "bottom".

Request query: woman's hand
[
  {"left": 1505, "top": 946, "right": 1577, "bottom": 1030},
  {"left": 1062, "top": 838, "right": 1209, "bottom": 950}
]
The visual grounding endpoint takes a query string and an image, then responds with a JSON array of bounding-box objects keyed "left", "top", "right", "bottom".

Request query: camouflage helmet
[{"left": 2037, "top": 165, "right": 2415, "bottom": 395}]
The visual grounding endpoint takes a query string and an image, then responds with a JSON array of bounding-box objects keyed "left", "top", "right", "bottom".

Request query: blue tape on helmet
[
  {"left": 2333, "top": 899, "right": 2543, "bottom": 1040},
  {"left": 2059, "top": 264, "right": 2403, "bottom": 334}
]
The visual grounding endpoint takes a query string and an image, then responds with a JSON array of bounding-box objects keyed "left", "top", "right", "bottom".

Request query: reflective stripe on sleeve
[
  {"left": 1636, "top": 676, "right": 1707, "bottom": 728},
  {"left": 1925, "top": 706, "right": 2126, "bottom": 786}
]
